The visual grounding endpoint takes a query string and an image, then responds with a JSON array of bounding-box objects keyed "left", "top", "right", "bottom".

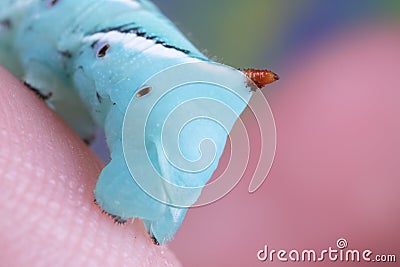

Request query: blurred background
[
  {"left": 153, "top": 0, "right": 399, "bottom": 67},
  {"left": 92, "top": 1, "right": 400, "bottom": 266}
]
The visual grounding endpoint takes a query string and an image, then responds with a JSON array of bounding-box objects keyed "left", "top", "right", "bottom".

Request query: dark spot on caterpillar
[
  {"left": 97, "top": 44, "right": 110, "bottom": 58},
  {"left": 24, "top": 81, "right": 53, "bottom": 100},
  {"left": 48, "top": 0, "right": 60, "bottom": 6},
  {"left": 76, "top": 65, "right": 84, "bottom": 72},
  {"left": 112, "top": 102, "right": 116, "bottom": 105},
  {"left": 136, "top": 31, "right": 146, "bottom": 37},
  {"left": 83, "top": 134, "right": 95, "bottom": 145},
  {"left": 90, "top": 40, "right": 99, "bottom": 48},
  {"left": 136, "top": 86, "right": 152, "bottom": 98},
  {"left": 59, "top": 50, "right": 72, "bottom": 58},
  {"left": 96, "top": 92, "right": 102, "bottom": 103},
  {"left": 0, "top": 19, "right": 12, "bottom": 29},
  {"left": 150, "top": 235, "right": 160, "bottom": 246}
]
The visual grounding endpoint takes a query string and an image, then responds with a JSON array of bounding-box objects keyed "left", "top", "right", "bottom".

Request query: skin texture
[
  {"left": 169, "top": 23, "right": 400, "bottom": 266},
  {"left": 0, "top": 67, "right": 181, "bottom": 267}
]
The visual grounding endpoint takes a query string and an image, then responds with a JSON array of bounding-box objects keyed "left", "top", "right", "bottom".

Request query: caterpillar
[{"left": 0, "top": 0, "right": 278, "bottom": 244}]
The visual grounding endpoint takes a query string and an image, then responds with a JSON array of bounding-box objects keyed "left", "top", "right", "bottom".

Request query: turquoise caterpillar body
[{"left": 0, "top": 0, "right": 258, "bottom": 244}]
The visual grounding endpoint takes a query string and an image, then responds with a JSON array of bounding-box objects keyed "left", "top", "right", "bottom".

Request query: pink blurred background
[{"left": 168, "top": 24, "right": 400, "bottom": 267}]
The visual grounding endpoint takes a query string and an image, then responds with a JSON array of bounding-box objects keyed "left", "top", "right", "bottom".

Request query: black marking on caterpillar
[
  {"left": 59, "top": 50, "right": 72, "bottom": 58},
  {"left": 47, "top": 0, "right": 60, "bottom": 7},
  {"left": 24, "top": 81, "right": 53, "bottom": 100},
  {"left": 90, "top": 40, "right": 99, "bottom": 48},
  {"left": 0, "top": 19, "right": 12, "bottom": 29},
  {"left": 91, "top": 22, "right": 191, "bottom": 54},
  {"left": 151, "top": 235, "right": 160, "bottom": 246},
  {"left": 136, "top": 31, "right": 147, "bottom": 37},
  {"left": 162, "top": 44, "right": 190, "bottom": 54},
  {"left": 96, "top": 91, "right": 102, "bottom": 103},
  {"left": 83, "top": 134, "right": 95, "bottom": 145}
]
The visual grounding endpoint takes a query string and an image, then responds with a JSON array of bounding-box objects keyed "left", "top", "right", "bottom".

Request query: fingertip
[{"left": 0, "top": 67, "right": 181, "bottom": 266}]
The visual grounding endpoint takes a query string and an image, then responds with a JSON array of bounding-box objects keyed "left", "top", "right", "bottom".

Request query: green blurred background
[{"left": 152, "top": 0, "right": 399, "bottom": 67}]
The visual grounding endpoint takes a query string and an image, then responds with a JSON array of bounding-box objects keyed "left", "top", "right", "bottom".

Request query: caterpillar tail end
[{"left": 242, "top": 69, "right": 280, "bottom": 89}]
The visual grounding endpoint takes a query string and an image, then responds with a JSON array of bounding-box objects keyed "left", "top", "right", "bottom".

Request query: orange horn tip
[{"left": 242, "top": 69, "right": 279, "bottom": 89}]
